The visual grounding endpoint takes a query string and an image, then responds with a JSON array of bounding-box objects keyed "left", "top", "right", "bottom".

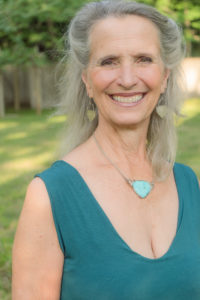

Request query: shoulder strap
[
  {"left": 35, "top": 161, "right": 86, "bottom": 257},
  {"left": 174, "top": 162, "right": 200, "bottom": 227}
]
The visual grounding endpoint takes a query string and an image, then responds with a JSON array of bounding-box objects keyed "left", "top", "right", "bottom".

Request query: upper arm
[{"left": 12, "top": 178, "right": 64, "bottom": 300}]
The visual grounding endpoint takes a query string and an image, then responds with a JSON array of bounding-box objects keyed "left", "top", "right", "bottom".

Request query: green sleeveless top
[{"left": 35, "top": 161, "right": 200, "bottom": 300}]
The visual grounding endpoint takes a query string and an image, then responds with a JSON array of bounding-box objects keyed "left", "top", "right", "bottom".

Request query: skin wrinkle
[{"left": 82, "top": 15, "right": 169, "bottom": 167}]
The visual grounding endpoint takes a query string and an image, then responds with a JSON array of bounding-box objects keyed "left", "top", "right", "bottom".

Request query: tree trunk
[
  {"left": 29, "top": 66, "right": 42, "bottom": 114},
  {"left": 186, "top": 40, "right": 192, "bottom": 57},
  {"left": 13, "top": 67, "right": 20, "bottom": 111},
  {"left": 29, "top": 66, "right": 34, "bottom": 109},
  {"left": 35, "top": 66, "right": 42, "bottom": 115},
  {"left": 0, "top": 72, "right": 5, "bottom": 118}
]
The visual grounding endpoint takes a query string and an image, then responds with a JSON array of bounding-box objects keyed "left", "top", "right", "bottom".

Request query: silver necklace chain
[{"left": 93, "top": 134, "right": 154, "bottom": 187}]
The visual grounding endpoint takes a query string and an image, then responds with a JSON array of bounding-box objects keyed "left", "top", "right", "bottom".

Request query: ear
[
  {"left": 82, "top": 71, "right": 93, "bottom": 98},
  {"left": 161, "top": 68, "right": 170, "bottom": 93}
]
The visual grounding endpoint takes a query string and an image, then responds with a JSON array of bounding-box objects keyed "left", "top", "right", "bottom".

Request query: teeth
[{"left": 112, "top": 94, "right": 143, "bottom": 103}]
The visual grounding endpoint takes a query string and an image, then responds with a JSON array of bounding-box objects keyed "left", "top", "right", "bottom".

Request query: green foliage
[
  {"left": 137, "top": 0, "right": 200, "bottom": 45},
  {"left": 0, "top": 0, "right": 91, "bottom": 67},
  {"left": 0, "top": 0, "right": 200, "bottom": 67}
]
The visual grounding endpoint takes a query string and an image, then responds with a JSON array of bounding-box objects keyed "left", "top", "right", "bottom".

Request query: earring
[
  {"left": 155, "top": 94, "right": 169, "bottom": 118},
  {"left": 156, "top": 105, "right": 169, "bottom": 118},
  {"left": 87, "top": 98, "right": 97, "bottom": 122}
]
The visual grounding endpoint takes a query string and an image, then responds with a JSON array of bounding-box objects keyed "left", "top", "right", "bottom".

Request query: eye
[
  {"left": 137, "top": 56, "right": 153, "bottom": 63},
  {"left": 100, "top": 58, "right": 118, "bottom": 66}
]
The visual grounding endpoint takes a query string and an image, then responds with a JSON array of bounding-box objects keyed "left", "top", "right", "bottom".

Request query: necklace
[{"left": 93, "top": 134, "right": 154, "bottom": 199}]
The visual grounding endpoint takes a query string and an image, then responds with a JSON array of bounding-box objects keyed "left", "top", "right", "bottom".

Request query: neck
[
  {"left": 92, "top": 126, "right": 155, "bottom": 198},
  {"left": 91, "top": 118, "right": 155, "bottom": 199},
  {"left": 94, "top": 120, "right": 150, "bottom": 166}
]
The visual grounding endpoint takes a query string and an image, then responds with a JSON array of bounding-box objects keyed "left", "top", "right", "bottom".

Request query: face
[{"left": 82, "top": 15, "right": 170, "bottom": 128}]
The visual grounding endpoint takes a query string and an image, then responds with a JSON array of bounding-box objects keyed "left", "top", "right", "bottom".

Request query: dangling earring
[
  {"left": 156, "top": 105, "right": 169, "bottom": 118},
  {"left": 156, "top": 94, "right": 169, "bottom": 118},
  {"left": 87, "top": 98, "right": 97, "bottom": 122}
]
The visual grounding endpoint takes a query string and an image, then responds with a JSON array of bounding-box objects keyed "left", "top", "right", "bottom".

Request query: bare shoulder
[
  {"left": 13, "top": 177, "right": 62, "bottom": 250},
  {"left": 12, "top": 178, "right": 64, "bottom": 299},
  {"left": 25, "top": 177, "right": 51, "bottom": 209},
  {"left": 17, "top": 177, "right": 55, "bottom": 226}
]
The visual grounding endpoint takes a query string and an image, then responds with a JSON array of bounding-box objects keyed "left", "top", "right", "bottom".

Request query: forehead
[{"left": 89, "top": 15, "right": 161, "bottom": 59}]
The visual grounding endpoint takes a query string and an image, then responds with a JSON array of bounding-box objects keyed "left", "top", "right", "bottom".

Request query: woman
[{"left": 12, "top": 1, "right": 200, "bottom": 299}]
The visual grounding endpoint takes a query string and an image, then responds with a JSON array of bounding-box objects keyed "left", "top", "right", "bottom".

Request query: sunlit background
[{"left": 0, "top": 0, "right": 200, "bottom": 299}]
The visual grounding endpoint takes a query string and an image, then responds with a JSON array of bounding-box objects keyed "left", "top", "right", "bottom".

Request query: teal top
[{"left": 35, "top": 161, "right": 200, "bottom": 300}]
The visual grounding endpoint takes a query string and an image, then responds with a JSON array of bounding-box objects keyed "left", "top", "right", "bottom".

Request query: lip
[
  {"left": 108, "top": 92, "right": 146, "bottom": 107},
  {"left": 109, "top": 92, "right": 146, "bottom": 97}
]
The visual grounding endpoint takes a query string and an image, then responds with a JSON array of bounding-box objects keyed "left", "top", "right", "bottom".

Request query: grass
[
  {"left": 0, "top": 109, "right": 66, "bottom": 300},
  {"left": 176, "top": 98, "right": 200, "bottom": 175},
  {"left": 0, "top": 99, "right": 200, "bottom": 299}
]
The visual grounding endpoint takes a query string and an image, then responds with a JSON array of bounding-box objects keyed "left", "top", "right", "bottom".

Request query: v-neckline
[{"left": 57, "top": 160, "right": 184, "bottom": 262}]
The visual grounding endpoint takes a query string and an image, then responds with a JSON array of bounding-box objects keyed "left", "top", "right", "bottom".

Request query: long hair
[{"left": 56, "top": 0, "right": 185, "bottom": 180}]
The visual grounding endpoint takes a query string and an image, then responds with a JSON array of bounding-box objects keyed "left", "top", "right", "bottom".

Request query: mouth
[{"left": 109, "top": 93, "right": 146, "bottom": 106}]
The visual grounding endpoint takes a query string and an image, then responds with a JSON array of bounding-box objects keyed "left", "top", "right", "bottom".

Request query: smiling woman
[
  {"left": 56, "top": 2, "right": 185, "bottom": 182},
  {"left": 12, "top": 1, "right": 200, "bottom": 300},
  {"left": 82, "top": 15, "right": 169, "bottom": 130}
]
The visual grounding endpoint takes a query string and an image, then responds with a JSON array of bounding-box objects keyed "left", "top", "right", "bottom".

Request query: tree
[
  {"left": 0, "top": 0, "right": 199, "bottom": 115},
  {"left": 0, "top": 0, "right": 91, "bottom": 113},
  {"left": 138, "top": 0, "right": 200, "bottom": 56},
  {"left": 0, "top": 71, "right": 5, "bottom": 117},
  {"left": 0, "top": 0, "right": 93, "bottom": 67},
  {"left": 0, "top": 0, "right": 199, "bottom": 67}
]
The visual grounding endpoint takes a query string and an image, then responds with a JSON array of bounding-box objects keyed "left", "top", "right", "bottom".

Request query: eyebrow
[
  {"left": 96, "top": 55, "right": 118, "bottom": 65},
  {"left": 95, "top": 52, "right": 157, "bottom": 64}
]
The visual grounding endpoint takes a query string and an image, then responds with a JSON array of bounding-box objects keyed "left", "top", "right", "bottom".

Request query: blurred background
[{"left": 0, "top": 0, "right": 199, "bottom": 299}]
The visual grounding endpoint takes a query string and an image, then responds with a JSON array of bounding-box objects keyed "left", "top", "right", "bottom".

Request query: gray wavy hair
[{"left": 56, "top": 0, "right": 185, "bottom": 180}]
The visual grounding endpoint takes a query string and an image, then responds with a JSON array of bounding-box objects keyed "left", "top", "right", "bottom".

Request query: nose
[{"left": 117, "top": 63, "right": 138, "bottom": 89}]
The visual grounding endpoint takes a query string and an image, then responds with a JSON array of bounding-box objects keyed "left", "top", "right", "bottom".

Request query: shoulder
[
  {"left": 35, "top": 160, "right": 77, "bottom": 187},
  {"left": 14, "top": 178, "right": 59, "bottom": 255},
  {"left": 34, "top": 161, "right": 86, "bottom": 210},
  {"left": 174, "top": 162, "right": 197, "bottom": 176},
  {"left": 174, "top": 162, "right": 200, "bottom": 188},
  {"left": 25, "top": 161, "right": 76, "bottom": 218},
  {"left": 27, "top": 176, "right": 47, "bottom": 195},
  {"left": 16, "top": 176, "right": 66, "bottom": 253},
  {"left": 23, "top": 177, "right": 53, "bottom": 220},
  {"left": 13, "top": 178, "right": 64, "bottom": 298}
]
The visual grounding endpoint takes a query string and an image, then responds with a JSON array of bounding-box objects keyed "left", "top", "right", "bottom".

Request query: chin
[
  {"left": 109, "top": 111, "right": 150, "bottom": 127},
  {"left": 110, "top": 117, "right": 149, "bottom": 129}
]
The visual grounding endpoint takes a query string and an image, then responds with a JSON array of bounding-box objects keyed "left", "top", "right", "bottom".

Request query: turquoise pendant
[{"left": 131, "top": 180, "right": 154, "bottom": 199}]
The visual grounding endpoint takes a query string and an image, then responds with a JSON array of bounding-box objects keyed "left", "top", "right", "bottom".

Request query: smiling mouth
[{"left": 109, "top": 93, "right": 145, "bottom": 104}]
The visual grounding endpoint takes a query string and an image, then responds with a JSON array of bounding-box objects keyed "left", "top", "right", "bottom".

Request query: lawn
[{"left": 0, "top": 99, "right": 200, "bottom": 299}]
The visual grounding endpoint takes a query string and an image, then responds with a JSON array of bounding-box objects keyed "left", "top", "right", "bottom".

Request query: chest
[
  {"left": 78, "top": 167, "right": 179, "bottom": 259},
  {"left": 56, "top": 161, "right": 200, "bottom": 299},
  {"left": 62, "top": 252, "right": 200, "bottom": 300},
  {"left": 61, "top": 165, "right": 200, "bottom": 299}
]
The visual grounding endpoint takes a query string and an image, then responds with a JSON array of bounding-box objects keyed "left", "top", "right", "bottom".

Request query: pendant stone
[{"left": 131, "top": 180, "right": 154, "bottom": 199}]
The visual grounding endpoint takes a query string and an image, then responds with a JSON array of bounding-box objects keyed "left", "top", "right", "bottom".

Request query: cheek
[
  {"left": 89, "top": 69, "right": 118, "bottom": 91},
  {"left": 137, "top": 66, "right": 164, "bottom": 89}
]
